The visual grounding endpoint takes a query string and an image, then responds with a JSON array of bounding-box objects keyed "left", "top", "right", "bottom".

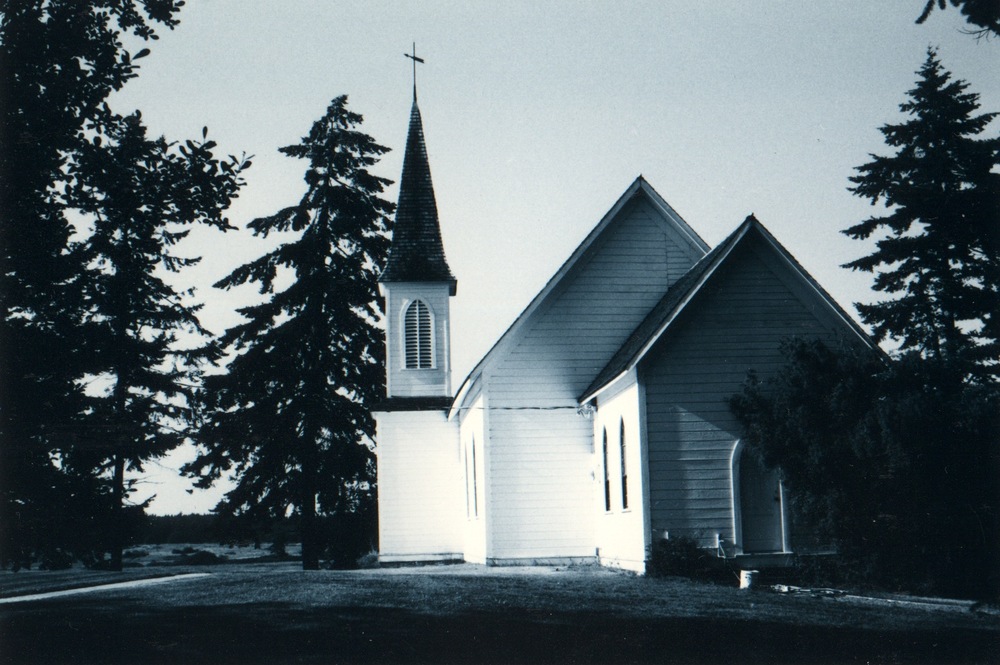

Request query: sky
[{"left": 106, "top": 2, "right": 999, "bottom": 514}]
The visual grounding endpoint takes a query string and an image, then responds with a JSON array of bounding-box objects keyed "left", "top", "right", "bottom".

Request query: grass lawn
[
  {"left": 0, "top": 542, "right": 297, "bottom": 599},
  {"left": 1, "top": 562, "right": 997, "bottom": 664}
]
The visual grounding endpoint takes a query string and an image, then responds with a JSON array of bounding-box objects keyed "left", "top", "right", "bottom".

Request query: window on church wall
[
  {"left": 471, "top": 436, "right": 479, "bottom": 518},
  {"left": 464, "top": 440, "right": 472, "bottom": 519},
  {"left": 403, "top": 299, "right": 433, "bottom": 369},
  {"left": 602, "top": 427, "right": 611, "bottom": 512},
  {"left": 620, "top": 418, "right": 629, "bottom": 510}
]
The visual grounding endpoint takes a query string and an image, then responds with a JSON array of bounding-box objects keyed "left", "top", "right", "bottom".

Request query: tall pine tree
[
  {"left": 69, "top": 109, "right": 248, "bottom": 570},
  {"left": 844, "top": 49, "right": 1000, "bottom": 381},
  {"left": 185, "top": 96, "right": 393, "bottom": 570}
]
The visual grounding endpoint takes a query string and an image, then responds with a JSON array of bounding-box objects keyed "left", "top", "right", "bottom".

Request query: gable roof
[
  {"left": 380, "top": 100, "right": 457, "bottom": 294},
  {"left": 450, "top": 177, "right": 709, "bottom": 416},
  {"left": 579, "top": 215, "right": 876, "bottom": 404}
]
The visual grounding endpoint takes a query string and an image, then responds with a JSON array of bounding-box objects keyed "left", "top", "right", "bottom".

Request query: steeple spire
[
  {"left": 380, "top": 94, "right": 457, "bottom": 294},
  {"left": 380, "top": 86, "right": 456, "bottom": 400}
]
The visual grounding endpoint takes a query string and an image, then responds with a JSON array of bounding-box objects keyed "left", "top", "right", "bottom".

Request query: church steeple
[
  {"left": 380, "top": 100, "right": 456, "bottom": 295},
  {"left": 381, "top": 92, "right": 456, "bottom": 399}
]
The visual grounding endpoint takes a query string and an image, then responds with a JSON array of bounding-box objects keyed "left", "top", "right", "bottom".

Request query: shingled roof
[{"left": 380, "top": 100, "right": 457, "bottom": 295}]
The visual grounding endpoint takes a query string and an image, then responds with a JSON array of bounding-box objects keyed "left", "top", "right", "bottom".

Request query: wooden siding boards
[
  {"left": 383, "top": 282, "right": 453, "bottom": 398},
  {"left": 491, "top": 197, "right": 702, "bottom": 406},
  {"left": 594, "top": 383, "right": 648, "bottom": 572},
  {"left": 486, "top": 409, "right": 594, "bottom": 557},
  {"left": 483, "top": 192, "right": 706, "bottom": 560},
  {"left": 451, "top": 177, "right": 709, "bottom": 417},
  {"left": 641, "top": 235, "right": 852, "bottom": 547},
  {"left": 375, "top": 410, "right": 463, "bottom": 561},
  {"left": 459, "top": 395, "right": 488, "bottom": 563},
  {"left": 581, "top": 215, "right": 873, "bottom": 406}
]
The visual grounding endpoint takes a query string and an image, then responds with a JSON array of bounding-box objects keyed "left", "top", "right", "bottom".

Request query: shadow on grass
[{"left": 1, "top": 598, "right": 997, "bottom": 664}]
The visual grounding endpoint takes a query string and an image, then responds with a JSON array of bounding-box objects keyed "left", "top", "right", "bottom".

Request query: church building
[{"left": 373, "top": 96, "right": 874, "bottom": 573}]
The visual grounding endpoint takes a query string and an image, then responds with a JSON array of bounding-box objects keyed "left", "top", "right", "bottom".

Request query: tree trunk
[
  {"left": 300, "top": 439, "right": 320, "bottom": 570},
  {"left": 109, "top": 451, "right": 125, "bottom": 571},
  {"left": 109, "top": 364, "right": 127, "bottom": 572}
]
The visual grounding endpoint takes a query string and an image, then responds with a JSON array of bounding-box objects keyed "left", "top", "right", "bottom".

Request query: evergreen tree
[
  {"left": 917, "top": 0, "right": 1000, "bottom": 38},
  {"left": 185, "top": 97, "right": 393, "bottom": 570},
  {"left": 0, "top": 1, "right": 184, "bottom": 567},
  {"left": 844, "top": 49, "right": 1000, "bottom": 381},
  {"left": 69, "top": 109, "right": 248, "bottom": 570}
]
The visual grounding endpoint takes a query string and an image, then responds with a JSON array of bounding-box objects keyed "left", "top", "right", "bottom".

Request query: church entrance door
[{"left": 738, "top": 450, "right": 784, "bottom": 553}]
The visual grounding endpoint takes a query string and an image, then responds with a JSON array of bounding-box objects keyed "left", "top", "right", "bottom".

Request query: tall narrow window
[
  {"left": 464, "top": 441, "right": 472, "bottom": 518},
  {"left": 620, "top": 418, "right": 629, "bottom": 510},
  {"left": 404, "top": 300, "right": 432, "bottom": 368},
  {"left": 471, "top": 436, "right": 479, "bottom": 518},
  {"left": 602, "top": 428, "right": 611, "bottom": 512}
]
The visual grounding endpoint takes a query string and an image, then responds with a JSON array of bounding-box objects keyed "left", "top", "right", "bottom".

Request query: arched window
[
  {"left": 602, "top": 428, "right": 611, "bottom": 512},
  {"left": 620, "top": 418, "right": 629, "bottom": 510},
  {"left": 404, "top": 300, "right": 433, "bottom": 369}
]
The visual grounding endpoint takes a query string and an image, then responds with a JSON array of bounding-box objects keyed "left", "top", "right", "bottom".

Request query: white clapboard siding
[
  {"left": 485, "top": 197, "right": 702, "bottom": 559},
  {"left": 375, "top": 410, "right": 463, "bottom": 561},
  {"left": 459, "top": 395, "right": 488, "bottom": 563},
  {"left": 593, "top": 382, "right": 648, "bottom": 572},
  {"left": 642, "top": 237, "right": 847, "bottom": 547}
]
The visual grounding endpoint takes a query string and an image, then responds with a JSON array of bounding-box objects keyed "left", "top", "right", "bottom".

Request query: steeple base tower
[{"left": 374, "top": 84, "right": 463, "bottom": 564}]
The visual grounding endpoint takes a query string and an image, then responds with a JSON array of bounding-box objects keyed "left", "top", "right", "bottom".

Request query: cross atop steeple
[{"left": 404, "top": 42, "right": 424, "bottom": 101}]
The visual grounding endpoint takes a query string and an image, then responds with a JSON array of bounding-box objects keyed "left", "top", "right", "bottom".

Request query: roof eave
[
  {"left": 379, "top": 276, "right": 457, "bottom": 296},
  {"left": 579, "top": 369, "right": 630, "bottom": 405}
]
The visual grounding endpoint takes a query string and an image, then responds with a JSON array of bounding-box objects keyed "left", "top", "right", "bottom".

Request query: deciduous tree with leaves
[
  {"left": 0, "top": 0, "right": 185, "bottom": 567},
  {"left": 844, "top": 49, "right": 1000, "bottom": 382},
  {"left": 68, "top": 109, "right": 248, "bottom": 569},
  {"left": 917, "top": 0, "right": 1000, "bottom": 38},
  {"left": 185, "top": 96, "right": 393, "bottom": 570},
  {"left": 731, "top": 340, "right": 1000, "bottom": 598}
]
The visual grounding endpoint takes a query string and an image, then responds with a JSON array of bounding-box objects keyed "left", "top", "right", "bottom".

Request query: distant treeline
[
  {"left": 135, "top": 511, "right": 377, "bottom": 566},
  {"left": 138, "top": 514, "right": 234, "bottom": 545}
]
